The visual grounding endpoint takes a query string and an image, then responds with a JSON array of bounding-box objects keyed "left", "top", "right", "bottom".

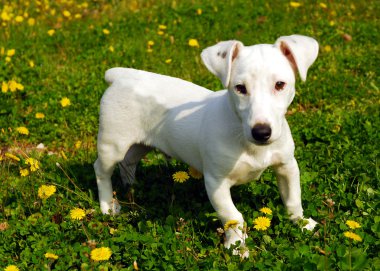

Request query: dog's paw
[
  {"left": 225, "top": 230, "right": 249, "bottom": 258},
  {"left": 111, "top": 199, "right": 121, "bottom": 214},
  {"left": 100, "top": 199, "right": 121, "bottom": 215},
  {"left": 226, "top": 240, "right": 249, "bottom": 258},
  {"left": 301, "top": 217, "right": 318, "bottom": 231},
  {"left": 232, "top": 245, "right": 250, "bottom": 258}
]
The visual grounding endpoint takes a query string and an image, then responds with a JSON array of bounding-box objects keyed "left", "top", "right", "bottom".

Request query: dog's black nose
[{"left": 251, "top": 124, "right": 272, "bottom": 143}]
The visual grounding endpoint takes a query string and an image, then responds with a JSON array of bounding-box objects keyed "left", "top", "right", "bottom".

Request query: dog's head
[{"left": 201, "top": 35, "right": 318, "bottom": 145}]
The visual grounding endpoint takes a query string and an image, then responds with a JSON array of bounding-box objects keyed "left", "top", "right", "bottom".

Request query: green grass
[{"left": 0, "top": 0, "right": 379, "bottom": 270}]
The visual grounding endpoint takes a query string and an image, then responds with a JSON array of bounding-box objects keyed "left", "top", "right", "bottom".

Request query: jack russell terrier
[{"left": 94, "top": 34, "right": 319, "bottom": 256}]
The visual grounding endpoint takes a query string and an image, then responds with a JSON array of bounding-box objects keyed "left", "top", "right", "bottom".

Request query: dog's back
[
  {"left": 99, "top": 68, "right": 215, "bottom": 170},
  {"left": 104, "top": 68, "right": 211, "bottom": 105}
]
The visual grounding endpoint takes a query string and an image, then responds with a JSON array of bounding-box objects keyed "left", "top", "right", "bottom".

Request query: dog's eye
[
  {"left": 275, "top": 81, "right": 286, "bottom": 91},
  {"left": 235, "top": 84, "right": 247, "bottom": 95}
]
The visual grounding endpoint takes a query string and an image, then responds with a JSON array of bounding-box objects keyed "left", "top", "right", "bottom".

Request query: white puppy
[{"left": 94, "top": 35, "right": 319, "bottom": 255}]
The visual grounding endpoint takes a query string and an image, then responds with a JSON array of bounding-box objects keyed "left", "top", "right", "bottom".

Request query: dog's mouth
[
  {"left": 252, "top": 139, "right": 271, "bottom": 146},
  {"left": 246, "top": 135, "right": 272, "bottom": 146}
]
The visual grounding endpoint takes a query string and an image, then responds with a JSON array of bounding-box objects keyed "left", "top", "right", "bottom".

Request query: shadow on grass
[{"left": 66, "top": 158, "right": 213, "bottom": 224}]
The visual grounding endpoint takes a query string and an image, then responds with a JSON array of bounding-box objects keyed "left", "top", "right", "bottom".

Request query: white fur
[{"left": 94, "top": 35, "right": 319, "bottom": 256}]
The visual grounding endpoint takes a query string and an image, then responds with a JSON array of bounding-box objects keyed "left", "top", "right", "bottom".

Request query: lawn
[{"left": 0, "top": 0, "right": 379, "bottom": 270}]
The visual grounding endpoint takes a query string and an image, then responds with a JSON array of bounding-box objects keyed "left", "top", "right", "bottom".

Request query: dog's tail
[
  {"left": 118, "top": 144, "right": 151, "bottom": 186},
  {"left": 105, "top": 67, "right": 133, "bottom": 84},
  {"left": 118, "top": 160, "right": 137, "bottom": 186}
]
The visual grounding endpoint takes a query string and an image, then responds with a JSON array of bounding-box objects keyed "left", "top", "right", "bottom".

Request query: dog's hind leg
[
  {"left": 119, "top": 144, "right": 151, "bottom": 186},
  {"left": 94, "top": 139, "right": 132, "bottom": 215}
]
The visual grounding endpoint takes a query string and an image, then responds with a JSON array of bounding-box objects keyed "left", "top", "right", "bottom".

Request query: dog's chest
[{"left": 227, "top": 150, "right": 282, "bottom": 185}]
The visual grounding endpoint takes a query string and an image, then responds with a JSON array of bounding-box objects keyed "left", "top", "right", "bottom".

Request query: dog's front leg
[
  {"left": 274, "top": 158, "right": 317, "bottom": 230},
  {"left": 205, "top": 176, "right": 248, "bottom": 256}
]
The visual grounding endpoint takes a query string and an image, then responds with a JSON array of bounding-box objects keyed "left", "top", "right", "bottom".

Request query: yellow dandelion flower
[
  {"left": 70, "top": 207, "right": 86, "bottom": 220},
  {"left": 259, "top": 207, "right": 272, "bottom": 215},
  {"left": 38, "top": 185, "right": 56, "bottom": 200},
  {"left": 324, "top": 45, "right": 332, "bottom": 52},
  {"left": 224, "top": 219, "right": 239, "bottom": 231},
  {"left": 6, "top": 49, "right": 15, "bottom": 57},
  {"left": 45, "top": 252, "right": 59, "bottom": 260},
  {"left": 147, "top": 40, "right": 154, "bottom": 47},
  {"left": 47, "top": 29, "right": 55, "bottom": 36},
  {"left": 158, "top": 24, "right": 167, "bottom": 30},
  {"left": 290, "top": 2, "right": 302, "bottom": 8},
  {"left": 5, "top": 152, "right": 20, "bottom": 161},
  {"left": 188, "top": 167, "right": 203, "bottom": 179},
  {"left": 16, "top": 126, "right": 29, "bottom": 135},
  {"left": 346, "top": 220, "right": 361, "bottom": 229},
  {"left": 1, "top": 11, "right": 11, "bottom": 21},
  {"left": 26, "top": 158, "right": 40, "bottom": 171},
  {"left": 29, "top": 60, "right": 35, "bottom": 67},
  {"left": 60, "top": 97, "right": 71, "bottom": 107},
  {"left": 27, "top": 18, "right": 35, "bottom": 26},
  {"left": 15, "top": 15, "right": 24, "bottom": 23},
  {"left": 91, "top": 247, "right": 112, "bottom": 261},
  {"left": 5, "top": 56, "right": 11, "bottom": 62},
  {"left": 165, "top": 58, "right": 172, "bottom": 64},
  {"left": 320, "top": 3, "right": 327, "bottom": 9},
  {"left": 4, "top": 265, "right": 20, "bottom": 271},
  {"left": 196, "top": 8, "right": 202, "bottom": 15},
  {"left": 253, "top": 216, "right": 271, "bottom": 231},
  {"left": 20, "top": 168, "right": 30, "bottom": 177},
  {"left": 9, "top": 81, "right": 18, "bottom": 92},
  {"left": 344, "top": 231, "right": 362, "bottom": 242},
  {"left": 103, "top": 29, "right": 110, "bottom": 35},
  {"left": 35, "top": 112, "right": 45, "bottom": 119},
  {"left": 75, "top": 140, "right": 82, "bottom": 149},
  {"left": 16, "top": 82, "right": 24, "bottom": 91},
  {"left": 8, "top": 81, "right": 24, "bottom": 92},
  {"left": 63, "top": 10, "right": 71, "bottom": 17},
  {"left": 172, "top": 171, "right": 190, "bottom": 183},
  {"left": 2, "top": 81, "right": 8, "bottom": 93},
  {"left": 74, "top": 14, "right": 82, "bottom": 19},
  {"left": 157, "top": 30, "right": 164, "bottom": 35},
  {"left": 109, "top": 45, "right": 114, "bottom": 52},
  {"left": 109, "top": 227, "right": 117, "bottom": 235},
  {"left": 146, "top": 48, "right": 153, "bottom": 53},
  {"left": 188, "top": 39, "right": 199, "bottom": 47}
]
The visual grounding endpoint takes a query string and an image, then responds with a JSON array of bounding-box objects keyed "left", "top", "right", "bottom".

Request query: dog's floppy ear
[
  {"left": 201, "top": 40, "right": 244, "bottom": 87},
  {"left": 275, "top": 35, "right": 319, "bottom": 81}
]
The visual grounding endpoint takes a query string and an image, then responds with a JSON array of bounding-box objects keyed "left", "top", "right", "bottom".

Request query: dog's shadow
[
  {"left": 68, "top": 155, "right": 213, "bottom": 223},
  {"left": 67, "top": 153, "right": 282, "bottom": 233}
]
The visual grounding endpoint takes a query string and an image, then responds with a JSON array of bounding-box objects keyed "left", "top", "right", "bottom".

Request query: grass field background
[{"left": 0, "top": 0, "right": 379, "bottom": 270}]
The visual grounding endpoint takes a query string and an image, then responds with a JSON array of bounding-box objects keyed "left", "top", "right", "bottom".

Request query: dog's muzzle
[{"left": 251, "top": 124, "right": 272, "bottom": 144}]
